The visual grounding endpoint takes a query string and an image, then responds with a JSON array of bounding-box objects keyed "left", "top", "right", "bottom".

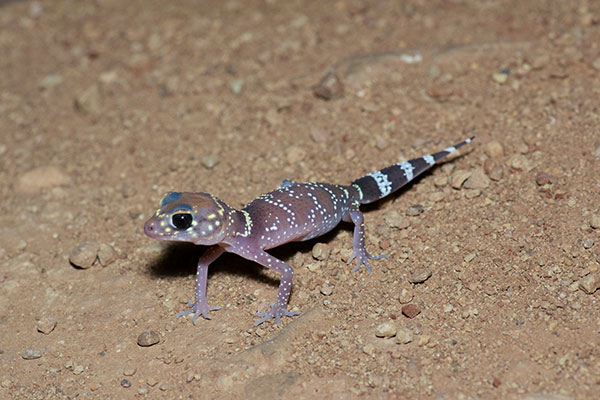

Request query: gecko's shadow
[{"left": 146, "top": 228, "right": 344, "bottom": 288}]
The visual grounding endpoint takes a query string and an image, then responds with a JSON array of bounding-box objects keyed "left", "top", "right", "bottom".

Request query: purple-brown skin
[{"left": 144, "top": 137, "right": 474, "bottom": 326}]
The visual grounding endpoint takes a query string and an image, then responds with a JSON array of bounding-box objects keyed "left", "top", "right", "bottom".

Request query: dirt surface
[{"left": 2, "top": 0, "right": 600, "bottom": 398}]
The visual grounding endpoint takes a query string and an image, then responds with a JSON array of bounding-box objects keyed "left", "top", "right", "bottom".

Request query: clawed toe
[
  {"left": 347, "top": 250, "right": 387, "bottom": 273},
  {"left": 254, "top": 303, "right": 299, "bottom": 327},
  {"left": 176, "top": 300, "right": 221, "bottom": 324}
]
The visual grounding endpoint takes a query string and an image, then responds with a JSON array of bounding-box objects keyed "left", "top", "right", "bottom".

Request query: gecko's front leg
[
  {"left": 230, "top": 246, "right": 299, "bottom": 326},
  {"left": 176, "top": 245, "right": 225, "bottom": 324}
]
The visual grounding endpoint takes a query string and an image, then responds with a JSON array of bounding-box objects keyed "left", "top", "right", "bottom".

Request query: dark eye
[{"left": 172, "top": 213, "right": 193, "bottom": 229}]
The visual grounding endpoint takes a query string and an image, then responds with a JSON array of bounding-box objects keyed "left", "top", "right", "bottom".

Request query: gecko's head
[{"left": 144, "top": 192, "right": 229, "bottom": 245}]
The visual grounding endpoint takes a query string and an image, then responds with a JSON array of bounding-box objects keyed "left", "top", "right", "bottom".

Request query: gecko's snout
[{"left": 144, "top": 219, "right": 157, "bottom": 237}]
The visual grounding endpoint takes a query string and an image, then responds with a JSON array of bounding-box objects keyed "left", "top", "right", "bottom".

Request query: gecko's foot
[
  {"left": 347, "top": 250, "right": 388, "bottom": 273},
  {"left": 253, "top": 303, "right": 300, "bottom": 327},
  {"left": 176, "top": 300, "right": 221, "bottom": 325}
]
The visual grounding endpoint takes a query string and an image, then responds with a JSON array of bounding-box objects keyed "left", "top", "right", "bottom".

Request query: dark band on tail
[{"left": 352, "top": 137, "right": 474, "bottom": 204}]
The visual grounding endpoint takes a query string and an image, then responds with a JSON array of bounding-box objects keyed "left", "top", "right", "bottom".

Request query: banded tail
[{"left": 352, "top": 137, "right": 474, "bottom": 204}]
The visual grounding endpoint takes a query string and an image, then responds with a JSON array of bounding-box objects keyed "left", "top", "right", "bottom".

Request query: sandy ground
[{"left": 1, "top": 0, "right": 600, "bottom": 398}]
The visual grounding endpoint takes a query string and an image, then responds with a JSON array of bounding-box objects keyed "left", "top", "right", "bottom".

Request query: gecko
[{"left": 144, "top": 137, "right": 474, "bottom": 326}]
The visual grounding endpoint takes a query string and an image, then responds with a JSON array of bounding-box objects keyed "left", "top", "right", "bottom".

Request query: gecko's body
[{"left": 144, "top": 137, "right": 474, "bottom": 326}]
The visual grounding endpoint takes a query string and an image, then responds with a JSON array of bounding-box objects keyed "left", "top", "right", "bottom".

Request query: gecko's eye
[{"left": 172, "top": 213, "right": 193, "bottom": 229}]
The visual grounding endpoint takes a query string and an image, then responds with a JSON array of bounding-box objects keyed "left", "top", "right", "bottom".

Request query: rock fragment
[
  {"left": 69, "top": 241, "right": 100, "bottom": 269},
  {"left": 98, "top": 244, "right": 117, "bottom": 267},
  {"left": 589, "top": 214, "right": 600, "bottom": 229},
  {"left": 485, "top": 140, "right": 504, "bottom": 158},
  {"left": 201, "top": 154, "right": 219, "bottom": 169},
  {"left": 21, "top": 349, "right": 42, "bottom": 360},
  {"left": 408, "top": 268, "right": 432, "bottom": 284},
  {"left": 312, "top": 243, "right": 330, "bottom": 261},
  {"left": 579, "top": 273, "right": 600, "bottom": 294},
  {"left": 405, "top": 205, "right": 424, "bottom": 217},
  {"left": 313, "top": 71, "right": 344, "bottom": 100},
  {"left": 74, "top": 84, "right": 103, "bottom": 114},
  {"left": 450, "top": 170, "right": 472, "bottom": 189},
  {"left": 375, "top": 322, "right": 397, "bottom": 338},
  {"left": 137, "top": 330, "right": 160, "bottom": 347},
  {"left": 384, "top": 211, "right": 410, "bottom": 230},
  {"left": 401, "top": 304, "right": 421, "bottom": 319},
  {"left": 37, "top": 316, "right": 57, "bottom": 334},
  {"left": 463, "top": 168, "right": 490, "bottom": 189},
  {"left": 395, "top": 327, "right": 413, "bottom": 344}
]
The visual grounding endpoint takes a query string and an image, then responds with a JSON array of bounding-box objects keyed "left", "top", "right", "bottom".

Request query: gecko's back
[{"left": 242, "top": 181, "right": 356, "bottom": 249}]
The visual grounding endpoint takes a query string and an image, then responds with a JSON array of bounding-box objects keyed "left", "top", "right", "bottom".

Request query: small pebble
[
  {"left": 362, "top": 344, "right": 375, "bottom": 356},
  {"left": 74, "top": 84, "right": 103, "bottom": 114},
  {"left": 201, "top": 154, "right": 219, "bottom": 169},
  {"left": 310, "top": 127, "right": 330, "bottom": 143},
  {"left": 306, "top": 262, "right": 321, "bottom": 272},
  {"left": 450, "top": 170, "right": 472, "bottom": 189},
  {"left": 123, "top": 365, "right": 137, "bottom": 376},
  {"left": 384, "top": 211, "right": 410, "bottom": 229},
  {"left": 137, "top": 330, "right": 160, "bottom": 347},
  {"left": 579, "top": 273, "right": 600, "bottom": 294},
  {"left": 230, "top": 79, "right": 244, "bottom": 94},
  {"left": 120, "top": 183, "right": 136, "bottom": 198},
  {"left": 98, "top": 243, "right": 117, "bottom": 267},
  {"left": 408, "top": 268, "right": 432, "bottom": 284},
  {"left": 312, "top": 243, "right": 330, "bottom": 261},
  {"left": 138, "top": 387, "right": 149, "bottom": 395},
  {"left": 69, "top": 241, "right": 99, "bottom": 269},
  {"left": 429, "top": 192, "right": 446, "bottom": 203},
  {"left": 405, "top": 204, "right": 423, "bottom": 217},
  {"left": 121, "top": 379, "right": 132, "bottom": 388},
  {"left": 485, "top": 140, "right": 504, "bottom": 158},
  {"left": 433, "top": 175, "right": 448, "bottom": 187},
  {"left": 186, "top": 371, "right": 196, "bottom": 383},
  {"left": 255, "top": 327, "right": 266, "bottom": 337},
  {"left": 313, "top": 71, "right": 344, "bottom": 100},
  {"left": 589, "top": 214, "right": 600, "bottom": 229},
  {"left": 464, "top": 189, "right": 481, "bottom": 199},
  {"left": 375, "top": 322, "right": 397, "bottom": 338},
  {"left": 401, "top": 304, "right": 421, "bottom": 319},
  {"left": 464, "top": 253, "right": 477, "bottom": 263},
  {"left": 36, "top": 316, "right": 57, "bottom": 334},
  {"left": 463, "top": 169, "right": 490, "bottom": 189},
  {"left": 39, "top": 74, "right": 63, "bottom": 89},
  {"left": 375, "top": 136, "right": 388, "bottom": 150},
  {"left": 583, "top": 238, "right": 594, "bottom": 249},
  {"left": 21, "top": 349, "right": 42, "bottom": 360},
  {"left": 488, "top": 165, "right": 503, "bottom": 181},
  {"left": 592, "top": 57, "right": 600, "bottom": 71},
  {"left": 320, "top": 283, "right": 334, "bottom": 296},
  {"left": 395, "top": 327, "right": 413, "bottom": 344},
  {"left": 492, "top": 72, "right": 508, "bottom": 84},
  {"left": 417, "top": 334, "right": 431, "bottom": 346},
  {"left": 509, "top": 154, "right": 531, "bottom": 171},
  {"left": 72, "top": 365, "right": 84, "bottom": 375},
  {"left": 536, "top": 172, "right": 551, "bottom": 186},
  {"left": 398, "top": 287, "right": 414, "bottom": 304}
]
